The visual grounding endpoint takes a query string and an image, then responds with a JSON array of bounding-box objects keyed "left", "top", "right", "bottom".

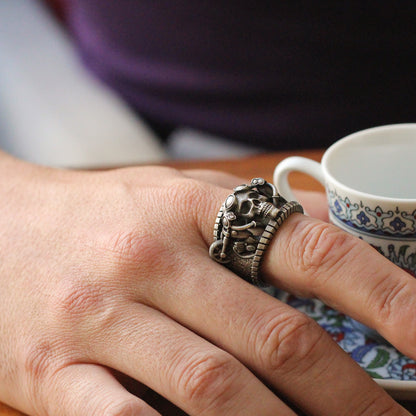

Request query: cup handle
[{"left": 273, "top": 156, "right": 325, "bottom": 201}]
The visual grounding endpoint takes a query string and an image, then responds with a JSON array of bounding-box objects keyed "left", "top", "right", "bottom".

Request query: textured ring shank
[
  {"left": 209, "top": 178, "right": 304, "bottom": 286},
  {"left": 250, "top": 201, "right": 304, "bottom": 286}
]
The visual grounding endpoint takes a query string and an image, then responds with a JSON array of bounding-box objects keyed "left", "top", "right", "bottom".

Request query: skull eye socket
[{"left": 240, "top": 201, "right": 252, "bottom": 214}]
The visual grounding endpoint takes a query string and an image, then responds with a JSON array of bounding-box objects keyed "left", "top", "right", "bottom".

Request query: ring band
[{"left": 209, "top": 178, "right": 303, "bottom": 286}]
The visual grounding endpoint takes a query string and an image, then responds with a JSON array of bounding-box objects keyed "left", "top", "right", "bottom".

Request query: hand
[{"left": 0, "top": 154, "right": 414, "bottom": 416}]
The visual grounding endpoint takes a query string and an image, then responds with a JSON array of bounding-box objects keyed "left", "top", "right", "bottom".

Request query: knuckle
[
  {"left": 369, "top": 279, "right": 409, "bottom": 325},
  {"left": 22, "top": 340, "right": 69, "bottom": 414},
  {"left": 253, "top": 308, "right": 325, "bottom": 373},
  {"left": 108, "top": 229, "right": 166, "bottom": 271},
  {"left": 52, "top": 279, "right": 105, "bottom": 322},
  {"left": 106, "top": 227, "right": 184, "bottom": 287},
  {"left": 168, "top": 177, "right": 209, "bottom": 211},
  {"left": 290, "top": 220, "right": 357, "bottom": 285},
  {"left": 176, "top": 351, "right": 240, "bottom": 408},
  {"left": 164, "top": 176, "right": 220, "bottom": 245},
  {"left": 166, "top": 177, "right": 214, "bottom": 221},
  {"left": 49, "top": 278, "right": 122, "bottom": 340},
  {"left": 23, "top": 341, "right": 55, "bottom": 383}
]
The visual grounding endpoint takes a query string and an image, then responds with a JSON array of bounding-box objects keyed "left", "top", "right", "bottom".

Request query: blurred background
[{"left": 0, "top": 0, "right": 259, "bottom": 169}]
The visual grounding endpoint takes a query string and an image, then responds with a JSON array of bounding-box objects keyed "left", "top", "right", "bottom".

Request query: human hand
[{"left": 0, "top": 155, "right": 414, "bottom": 416}]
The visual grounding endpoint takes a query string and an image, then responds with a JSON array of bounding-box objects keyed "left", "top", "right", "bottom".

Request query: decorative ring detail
[{"left": 209, "top": 178, "right": 304, "bottom": 286}]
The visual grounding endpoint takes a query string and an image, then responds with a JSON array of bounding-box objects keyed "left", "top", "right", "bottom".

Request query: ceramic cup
[{"left": 273, "top": 124, "right": 416, "bottom": 277}]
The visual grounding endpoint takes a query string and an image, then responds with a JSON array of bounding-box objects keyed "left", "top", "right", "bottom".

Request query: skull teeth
[{"left": 259, "top": 202, "right": 277, "bottom": 218}]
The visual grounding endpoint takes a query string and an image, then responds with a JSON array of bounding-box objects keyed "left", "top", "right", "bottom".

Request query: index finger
[{"left": 262, "top": 213, "right": 416, "bottom": 360}]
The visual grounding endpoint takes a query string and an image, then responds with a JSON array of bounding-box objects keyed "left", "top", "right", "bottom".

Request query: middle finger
[{"left": 261, "top": 213, "right": 416, "bottom": 360}]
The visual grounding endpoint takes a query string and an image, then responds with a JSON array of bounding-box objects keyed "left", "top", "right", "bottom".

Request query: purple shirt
[{"left": 67, "top": 1, "right": 416, "bottom": 149}]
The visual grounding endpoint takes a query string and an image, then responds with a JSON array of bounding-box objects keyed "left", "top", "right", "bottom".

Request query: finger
[
  {"left": 144, "top": 253, "right": 409, "bottom": 416},
  {"left": 183, "top": 171, "right": 329, "bottom": 221},
  {"left": 183, "top": 169, "right": 246, "bottom": 188},
  {"left": 292, "top": 189, "right": 329, "bottom": 221},
  {"left": 89, "top": 302, "right": 296, "bottom": 416},
  {"left": 261, "top": 213, "right": 416, "bottom": 359},
  {"left": 32, "top": 363, "right": 161, "bottom": 416},
  {"left": 110, "top": 373, "right": 188, "bottom": 416}
]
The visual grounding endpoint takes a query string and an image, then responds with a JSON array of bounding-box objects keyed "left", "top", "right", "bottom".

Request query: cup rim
[{"left": 321, "top": 123, "right": 416, "bottom": 204}]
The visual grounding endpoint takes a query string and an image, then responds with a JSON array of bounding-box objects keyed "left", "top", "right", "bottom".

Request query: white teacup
[{"left": 274, "top": 124, "right": 416, "bottom": 277}]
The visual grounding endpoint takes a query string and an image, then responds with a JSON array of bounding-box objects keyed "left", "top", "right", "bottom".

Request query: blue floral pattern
[
  {"left": 357, "top": 211, "right": 370, "bottom": 225},
  {"left": 327, "top": 187, "right": 416, "bottom": 276},
  {"left": 390, "top": 217, "right": 406, "bottom": 231},
  {"left": 273, "top": 290, "right": 416, "bottom": 381},
  {"left": 327, "top": 188, "right": 416, "bottom": 237}
]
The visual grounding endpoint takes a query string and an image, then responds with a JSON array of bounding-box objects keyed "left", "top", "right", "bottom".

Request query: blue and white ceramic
[{"left": 274, "top": 124, "right": 416, "bottom": 276}]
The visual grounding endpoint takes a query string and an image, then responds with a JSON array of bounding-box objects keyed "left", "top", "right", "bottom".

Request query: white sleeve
[{"left": 0, "top": 0, "right": 167, "bottom": 168}]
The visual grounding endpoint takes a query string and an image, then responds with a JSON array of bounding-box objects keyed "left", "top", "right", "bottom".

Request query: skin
[{"left": 0, "top": 150, "right": 415, "bottom": 416}]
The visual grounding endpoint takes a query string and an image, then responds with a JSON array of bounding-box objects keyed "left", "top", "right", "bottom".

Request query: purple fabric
[{"left": 67, "top": 1, "right": 416, "bottom": 149}]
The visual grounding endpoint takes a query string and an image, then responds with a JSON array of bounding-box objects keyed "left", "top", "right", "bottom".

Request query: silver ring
[{"left": 209, "top": 178, "right": 303, "bottom": 286}]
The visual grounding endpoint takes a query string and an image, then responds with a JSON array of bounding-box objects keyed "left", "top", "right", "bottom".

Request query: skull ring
[{"left": 209, "top": 178, "right": 303, "bottom": 286}]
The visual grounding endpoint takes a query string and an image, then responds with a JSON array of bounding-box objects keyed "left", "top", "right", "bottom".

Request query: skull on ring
[{"left": 231, "top": 185, "right": 276, "bottom": 224}]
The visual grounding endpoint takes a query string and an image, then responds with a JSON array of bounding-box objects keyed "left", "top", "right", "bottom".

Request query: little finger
[
  {"left": 88, "top": 302, "right": 296, "bottom": 416},
  {"left": 27, "top": 363, "right": 160, "bottom": 416}
]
